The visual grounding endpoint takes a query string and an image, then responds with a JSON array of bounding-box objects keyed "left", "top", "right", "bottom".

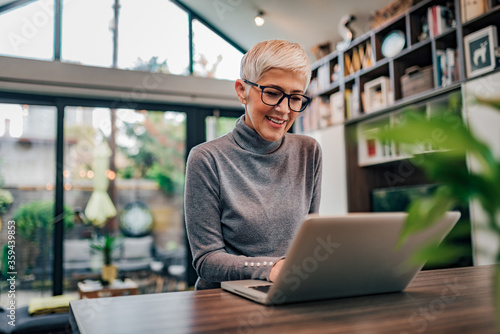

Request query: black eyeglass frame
[{"left": 243, "top": 79, "right": 311, "bottom": 112}]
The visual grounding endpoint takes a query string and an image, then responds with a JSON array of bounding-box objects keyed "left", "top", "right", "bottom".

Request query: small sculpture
[{"left": 336, "top": 14, "right": 356, "bottom": 51}]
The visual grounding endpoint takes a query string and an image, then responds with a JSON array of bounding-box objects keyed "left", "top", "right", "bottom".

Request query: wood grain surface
[{"left": 70, "top": 265, "right": 498, "bottom": 334}]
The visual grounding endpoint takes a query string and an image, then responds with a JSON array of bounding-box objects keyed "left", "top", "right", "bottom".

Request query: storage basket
[{"left": 401, "top": 65, "right": 434, "bottom": 98}]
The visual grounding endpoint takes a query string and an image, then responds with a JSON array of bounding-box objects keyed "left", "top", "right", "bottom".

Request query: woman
[{"left": 185, "top": 40, "right": 322, "bottom": 290}]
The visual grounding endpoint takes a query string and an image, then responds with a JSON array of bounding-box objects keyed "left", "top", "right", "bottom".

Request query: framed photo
[
  {"left": 364, "top": 76, "right": 390, "bottom": 113},
  {"left": 460, "top": 0, "right": 487, "bottom": 22},
  {"left": 464, "top": 25, "right": 498, "bottom": 78}
]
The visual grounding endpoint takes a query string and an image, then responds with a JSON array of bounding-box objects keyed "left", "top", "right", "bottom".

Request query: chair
[
  {"left": 152, "top": 247, "right": 186, "bottom": 292},
  {"left": 10, "top": 306, "right": 71, "bottom": 334},
  {"left": 115, "top": 236, "right": 154, "bottom": 273},
  {"left": 63, "top": 239, "right": 92, "bottom": 273},
  {"left": 0, "top": 307, "right": 12, "bottom": 334}
]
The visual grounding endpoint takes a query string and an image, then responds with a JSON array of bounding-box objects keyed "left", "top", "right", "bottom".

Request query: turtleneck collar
[{"left": 231, "top": 115, "right": 284, "bottom": 154}]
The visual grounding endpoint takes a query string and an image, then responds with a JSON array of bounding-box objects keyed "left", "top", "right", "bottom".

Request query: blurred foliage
[
  {"left": 377, "top": 97, "right": 500, "bottom": 265},
  {"left": 118, "top": 111, "right": 186, "bottom": 195},
  {"left": 0, "top": 189, "right": 13, "bottom": 215},
  {"left": 132, "top": 56, "right": 170, "bottom": 74},
  {"left": 12, "top": 201, "right": 74, "bottom": 242},
  {"left": 0, "top": 159, "right": 13, "bottom": 215}
]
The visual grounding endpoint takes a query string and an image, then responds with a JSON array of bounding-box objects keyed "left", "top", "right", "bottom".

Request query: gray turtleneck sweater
[{"left": 184, "top": 115, "right": 322, "bottom": 290}]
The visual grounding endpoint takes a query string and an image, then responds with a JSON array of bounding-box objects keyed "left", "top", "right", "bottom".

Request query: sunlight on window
[
  {"left": 192, "top": 20, "right": 243, "bottom": 81},
  {"left": 0, "top": 104, "right": 23, "bottom": 138},
  {"left": 0, "top": 0, "right": 54, "bottom": 60},
  {"left": 0, "top": 0, "right": 244, "bottom": 81},
  {"left": 92, "top": 108, "right": 112, "bottom": 139},
  {"left": 61, "top": 0, "right": 114, "bottom": 67},
  {"left": 118, "top": 0, "right": 189, "bottom": 75}
]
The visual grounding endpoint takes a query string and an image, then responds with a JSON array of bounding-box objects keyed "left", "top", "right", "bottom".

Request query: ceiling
[
  {"left": 1, "top": 0, "right": 392, "bottom": 61},
  {"left": 178, "top": 0, "right": 391, "bottom": 60}
]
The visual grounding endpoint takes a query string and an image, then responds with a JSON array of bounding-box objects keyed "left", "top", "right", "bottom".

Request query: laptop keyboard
[{"left": 249, "top": 285, "right": 272, "bottom": 293}]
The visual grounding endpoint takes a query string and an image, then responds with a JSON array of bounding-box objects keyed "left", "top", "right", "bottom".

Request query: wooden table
[{"left": 70, "top": 265, "right": 498, "bottom": 333}]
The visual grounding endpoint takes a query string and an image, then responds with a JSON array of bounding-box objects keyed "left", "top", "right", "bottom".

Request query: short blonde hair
[{"left": 240, "top": 40, "right": 311, "bottom": 90}]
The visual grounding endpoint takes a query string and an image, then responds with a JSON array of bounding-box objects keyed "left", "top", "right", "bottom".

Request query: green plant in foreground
[{"left": 377, "top": 99, "right": 500, "bottom": 323}]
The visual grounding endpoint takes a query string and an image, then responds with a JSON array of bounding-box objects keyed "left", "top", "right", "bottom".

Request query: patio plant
[
  {"left": 12, "top": 201, "right": 73, "bottom": 290},
  {"left": 90, "top": 232, "right": 122, "bottom": 283}
]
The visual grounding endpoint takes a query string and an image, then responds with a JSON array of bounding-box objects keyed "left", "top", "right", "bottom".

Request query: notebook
[{"left": 221, "top": 211, "right": 460, "bottom": 305}]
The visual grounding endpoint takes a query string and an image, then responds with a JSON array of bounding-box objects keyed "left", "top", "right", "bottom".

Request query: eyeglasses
[{"left": 243, "top": 79, "right": 311, "bottom": 112}]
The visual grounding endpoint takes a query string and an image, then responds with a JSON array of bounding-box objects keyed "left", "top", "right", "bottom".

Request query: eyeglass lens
[{"left": 261, "top": 87, "right": 308, "bottom": 112}]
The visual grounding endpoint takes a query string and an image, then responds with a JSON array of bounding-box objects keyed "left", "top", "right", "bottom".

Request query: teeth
[{"left": 266, "top": 116, "right": 285, "bottom": 124}]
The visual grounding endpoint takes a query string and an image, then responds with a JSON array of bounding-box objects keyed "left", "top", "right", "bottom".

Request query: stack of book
[
  {"left": 436, "top": 48, "right": 459, "bottom": 87},
  {"left": 427, "top": 3, "right": 456, "bottom": 37}
]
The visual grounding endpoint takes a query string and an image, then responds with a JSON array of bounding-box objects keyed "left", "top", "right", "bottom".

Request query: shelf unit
[
  {"left": 296, "top": 0, "right": 500, "bottom": 269},
  {"left": 297, "top": 0, "right": 500, "bottom": 211},
  {"left": 297, "top": 0, "right": 500, "bottom": 131}
]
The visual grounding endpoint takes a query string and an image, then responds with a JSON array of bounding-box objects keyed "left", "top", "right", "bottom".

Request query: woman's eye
[{"left": 265, "top": 91, "right": 280, "bottom": 97}]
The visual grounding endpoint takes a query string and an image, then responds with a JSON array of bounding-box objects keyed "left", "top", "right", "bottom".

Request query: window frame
[{"left": 0, "top": 90, "right": 243, "bottom": 293}]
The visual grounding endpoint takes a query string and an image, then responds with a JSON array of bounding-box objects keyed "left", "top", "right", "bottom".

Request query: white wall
[
  {"left": 463, "top": 71, "right": 500, "bottom": 265},
  {"left": 308, "top": 124, "right": 348, "bottom": 215}
]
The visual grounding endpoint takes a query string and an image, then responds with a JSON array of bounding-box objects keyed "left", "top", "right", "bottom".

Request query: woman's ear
[{"left": 235, "top": 79, "right": 247, "bottom": 104}]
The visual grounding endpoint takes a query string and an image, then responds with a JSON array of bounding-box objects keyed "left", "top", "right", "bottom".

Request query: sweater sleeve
[
  {"left": 184, "top": 146, "right": 281, "bottom": 286},
  {"left": 309, "top": 140, "right": 323, "bottom": 214}
]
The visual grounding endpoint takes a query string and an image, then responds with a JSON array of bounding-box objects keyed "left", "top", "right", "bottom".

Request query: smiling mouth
[{"left": 266, "top": 116, "right": 286, "bottom": 125}]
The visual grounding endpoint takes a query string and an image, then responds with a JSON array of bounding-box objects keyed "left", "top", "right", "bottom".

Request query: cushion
[
  {"left": 63, "top": 240, "right": 91, "bottom": 262},
  {"left": 11, "top": 306, "right": 70, "bottom": 334},
  {"left": 121, "top": 236, "right": 153, "bottom": 260}
]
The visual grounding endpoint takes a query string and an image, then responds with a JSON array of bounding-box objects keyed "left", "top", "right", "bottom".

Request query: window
[
  {"left": 117, "top": 0, "right": 190, "bottom": 75},
  {"left": 0, "top": 0, "right": 54, "bottom": 60},
  {"left": 63, "top": 107, "right": 186, "bottom": 293},
  {"left": 206, "top": 113, "right": 238, "bottom": 141},
  {"left": 192, "top": 19, "right": 243, "bottom": 80},
  {"left": 0, "top": 103, "right": 58, "bottom": 306},
  {"left": 61, "top": 0, "right": 114, "bottom": 67}
]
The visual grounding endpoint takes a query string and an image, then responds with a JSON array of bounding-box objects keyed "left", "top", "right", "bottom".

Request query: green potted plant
[{"left": 90, "top": 232, "right": 122, "bottom": 284}]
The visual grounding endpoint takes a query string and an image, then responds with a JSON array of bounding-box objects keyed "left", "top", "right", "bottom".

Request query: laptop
[{"left": 221, "top": 211, "right": 460, "bottom": 305}]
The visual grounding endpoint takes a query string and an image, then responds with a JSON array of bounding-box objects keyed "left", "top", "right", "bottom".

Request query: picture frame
[
  {"left": 364, "top": 76, "right": 390, "bottom": 113},
  {"left": 464, "top": 25, "right": 498, "bottom": 78},
  {"left": 460, "top": 0, "right": 487, "bottom": 22}
]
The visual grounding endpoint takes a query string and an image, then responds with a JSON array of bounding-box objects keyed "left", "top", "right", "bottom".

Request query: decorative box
[{"left": 400, "top": 65, "right": 434, "bottom": 98}]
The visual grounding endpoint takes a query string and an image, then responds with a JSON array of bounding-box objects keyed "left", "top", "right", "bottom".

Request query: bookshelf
[
  {"left": 297, "top": 0, "right": 500, "bottom": 211},
  {"left": 298, "top": 0, "right": 500, "bottom": 131},
  {"left": 296, "top": 0, "right": 500, "bottom": 268}
]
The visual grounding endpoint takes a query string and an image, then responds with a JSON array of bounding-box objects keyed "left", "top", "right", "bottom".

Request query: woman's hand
[{"left": 269, "top": 259, "right": 285, "bottom": 282}]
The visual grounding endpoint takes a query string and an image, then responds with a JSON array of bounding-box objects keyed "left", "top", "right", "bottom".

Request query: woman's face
[{"left": 235, "top": 68, "right": 307, "bottom": 142}]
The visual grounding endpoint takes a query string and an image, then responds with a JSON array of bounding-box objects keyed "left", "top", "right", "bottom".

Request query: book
[
  {"left": 436, "top": 48, "right": 457, "bottom": 87},
  {"left": 344, "top": 54, "right": 352, "bottom": 76},
  {"left": 329, "top": 91, "right": 345, "bottom": 124},
  {"left": 436, "top": 50, "right": 445, "bottom": 87},
  {"left": 345, "top": 89, "right": 352, "bottom": 120},
  {"left": 427, "top": 4, "right": 455, "bottom": 37},
  {"left": 352, "top": 48, "right": 362, "bottom": 72},
  {"left": 446, "top": 48, "right": 456, "bottom": 84},
  {"left": 363, "top": 41, "right": 374, "bottom": 68},
  {"left": 358, "top": 45, "right": 365, "bottom": 69},
  {"left": 351, "top": 83, "right": 361, "bottom": 117},
  {"left": 317, "top": 63, "right": 330, "bottom": 91}
]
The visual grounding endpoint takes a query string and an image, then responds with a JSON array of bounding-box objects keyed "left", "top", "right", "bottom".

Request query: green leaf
[
  {"left": 397, "top": 186, "right": 456, "bottom": 247},
  {"left": 409, "top": 241, "right": 465, "bottom": 267}
]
